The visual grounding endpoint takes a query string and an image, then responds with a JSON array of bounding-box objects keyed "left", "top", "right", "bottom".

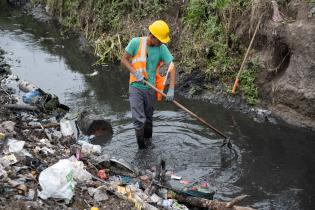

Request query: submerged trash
[{"left": 77, "top": 111, "right": 113, "bottom": 137}]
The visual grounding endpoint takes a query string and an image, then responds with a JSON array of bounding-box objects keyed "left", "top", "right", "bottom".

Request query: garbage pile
[
  {"left": 1, "top": 50, "right": 255, "bottom": 210},
  {"left": 0, "top": 112, "right": 194, "bottom": 210}
]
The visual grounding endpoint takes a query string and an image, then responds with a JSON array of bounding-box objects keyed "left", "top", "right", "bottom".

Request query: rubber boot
[
  {"left": 144, "top": 122, "right": 152, "bottom": 139},
  {"left": 144, "top": 122, "right": 153, "bottom": 147},
  {"left": 135, "top": 128, "right": 146, "bottom": 149}
]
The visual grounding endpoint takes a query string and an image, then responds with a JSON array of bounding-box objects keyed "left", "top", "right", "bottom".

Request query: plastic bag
[
  {"left": 22, "top": 89, "right": 41, "bottom": 104},
  {"left": 38, "top": 157, "right": 92, "bottom": 200},
  {"left": 7, "top": 139, "right": 25, "bottom": 153},
  {"left": 38, "top": 159, "right": 75, "bottom": 200},
  {"left": 68, "top": 156, "right": 92, "bottom": 182}
]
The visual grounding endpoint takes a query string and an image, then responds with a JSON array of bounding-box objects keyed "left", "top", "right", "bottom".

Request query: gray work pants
[{"left": 129, "top": 85, "right": 156, "bottom": 129}]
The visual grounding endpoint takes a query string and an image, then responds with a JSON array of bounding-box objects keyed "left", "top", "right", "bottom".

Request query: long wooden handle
[
  {"left": 143, "top": 80, "right": 228, "bottom": 139},
  {"left": 232, "top": 18, "right": 261, "bottom": 95}
]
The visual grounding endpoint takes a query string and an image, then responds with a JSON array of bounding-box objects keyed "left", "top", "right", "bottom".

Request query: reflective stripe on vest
[
  {"left": 129, "top": 37, "right": 148, "bottom": 83},
  {"left": 128, "top": 37, "right": 166, "bottom": 101}
]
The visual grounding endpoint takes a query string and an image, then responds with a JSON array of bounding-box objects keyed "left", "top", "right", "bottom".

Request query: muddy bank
[{"left": 242, "top": 0, "right": 315, "bottom": 130}]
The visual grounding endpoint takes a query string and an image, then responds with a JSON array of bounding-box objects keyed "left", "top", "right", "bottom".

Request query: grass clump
[{"left": 239, "top": 59, "right": 260, "bottom": 105}]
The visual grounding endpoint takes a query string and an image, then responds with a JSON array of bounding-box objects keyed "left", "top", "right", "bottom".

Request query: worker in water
[{"left": 121, "top": 20, "right": 176, "bottom": 149}]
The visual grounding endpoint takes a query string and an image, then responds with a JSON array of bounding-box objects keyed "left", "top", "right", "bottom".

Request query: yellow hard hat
[{"left": 149, "top": 20, "right": 170, "bottom": 43}]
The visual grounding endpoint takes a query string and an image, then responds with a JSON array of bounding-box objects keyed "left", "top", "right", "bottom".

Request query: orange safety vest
[{"left": 129, "top": 37, "right": 165, "bottom": 101}]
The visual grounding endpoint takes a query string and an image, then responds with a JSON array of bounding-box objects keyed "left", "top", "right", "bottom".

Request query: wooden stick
[
  {"left": 16, "top": 123, "right": 60, "bottom": 129},
  {"left": 231, "top": 18, "right": 261, "bottom": 95},
  {"left": 39, "top": 124, "right": 52, "bottom": 142},
  {"left": 4, "top": 104, "right": 39, "bottom": 111},
  {"left": 226, "top": 194, "right": 249, "bottom": 207},
  {"left": 143, "top": 80, "right": 228, "bottom": 139},
  {"left": 175, "top": 194, "right": 255, "bottom": 210}
]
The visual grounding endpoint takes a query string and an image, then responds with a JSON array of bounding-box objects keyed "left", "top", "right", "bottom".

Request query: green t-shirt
[{"left": 125, "top": 37, "right": 174, "bottom": 90}]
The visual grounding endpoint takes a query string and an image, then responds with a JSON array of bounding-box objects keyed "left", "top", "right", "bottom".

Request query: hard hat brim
[
  {"left": 149, "top": 25, "right": 171, "bottom": 44},
  {"left": 159, "top": 36, "right": 170, "bottom": 44}
]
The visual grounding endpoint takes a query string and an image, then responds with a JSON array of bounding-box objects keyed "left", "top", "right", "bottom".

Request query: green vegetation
[
  {"left": 239, "top": 60, "right": 259, "bottom": 105},
  {"left": 180, "top": 0, "right": 259, "bottom": 104}
]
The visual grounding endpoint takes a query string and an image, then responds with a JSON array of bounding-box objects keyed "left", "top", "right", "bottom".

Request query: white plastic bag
[
  {"left": 7, "top": 139, "right": 25, "bottom": 153},
  {"left": 38, "top": 157, "right": 92, "bottom": 200},
  {"left": 38, "top": 159, "right": 75, "bottom": 200},
  {"left": 68, "top": 156, "right": 92, "bottom": 182}
]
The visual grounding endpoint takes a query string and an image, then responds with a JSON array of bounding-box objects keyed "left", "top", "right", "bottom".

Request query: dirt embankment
[{"left": 239, "top": 0, "right": 315, "bottom": 129}]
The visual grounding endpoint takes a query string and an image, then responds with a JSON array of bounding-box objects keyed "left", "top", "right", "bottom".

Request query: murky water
[{"left": 1, "top": 4, "right": 315, "bottom": 210}]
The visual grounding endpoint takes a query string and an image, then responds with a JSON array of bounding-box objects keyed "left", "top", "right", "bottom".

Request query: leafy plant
[{"left": 239, "top": 59, "right": 260, "bottom": 105}]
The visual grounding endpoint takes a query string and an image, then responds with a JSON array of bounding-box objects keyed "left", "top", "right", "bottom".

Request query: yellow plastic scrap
[
  {"left": 0, "top": 133, "right": 5, "bottom": 140},
  {"left": 117, "top": 185, "right": 127, "bottom": 194},
  {"left": 117, "top": 185, "right": 142, "bottom": 210},
  {"left": 134, "top": 201, "right": 142, "bottom": 210},
  {"left": 90, "top": 207, "right": 99, "bottom": 210}
]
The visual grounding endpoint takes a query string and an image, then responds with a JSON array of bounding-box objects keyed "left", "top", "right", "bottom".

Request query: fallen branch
[
  {"left": 16, "top": 123, "right": 60, "bottom": 129},
  {"left": 4, "top": 104, "right": 39, "bottom": 111},
  {"left": 175, "top": 194, "right": 255, "bottom": 210},
  {"left": 39, "top": 124, "right": 52, "bottom": 142},
  {"left": 226, "top": 195, "right": 249, "bottom": 208}
]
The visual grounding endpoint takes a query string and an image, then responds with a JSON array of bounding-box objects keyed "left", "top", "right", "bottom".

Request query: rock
[
  {"left": 90, "top": 186, "right": 109, "bottom": 202},
  {"left": 250, "top": 0, "right": 315, "bottom": 128}
]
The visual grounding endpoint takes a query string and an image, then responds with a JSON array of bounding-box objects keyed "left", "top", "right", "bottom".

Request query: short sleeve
[
  {"left": 125, "top": 37, "right": 139, "bottom": 56},
  {"left": 160, "top": 44, "right": 174, "bottom": 65}
]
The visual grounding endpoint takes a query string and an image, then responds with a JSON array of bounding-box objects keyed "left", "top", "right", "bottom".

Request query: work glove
[
  {"left": 166, "top": 88, "right": 174, "bottom": 101},
  {"left": 133, "top": 71, "right": 144, "bottom": 82}
]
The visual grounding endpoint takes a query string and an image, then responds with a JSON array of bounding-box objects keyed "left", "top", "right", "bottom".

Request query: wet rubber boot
[
  {"left": 135, "top": 128, "right": 146, "bottom": 149},
  {"left": 144, "top": 122, "right": 153, "bottom": 147}
]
